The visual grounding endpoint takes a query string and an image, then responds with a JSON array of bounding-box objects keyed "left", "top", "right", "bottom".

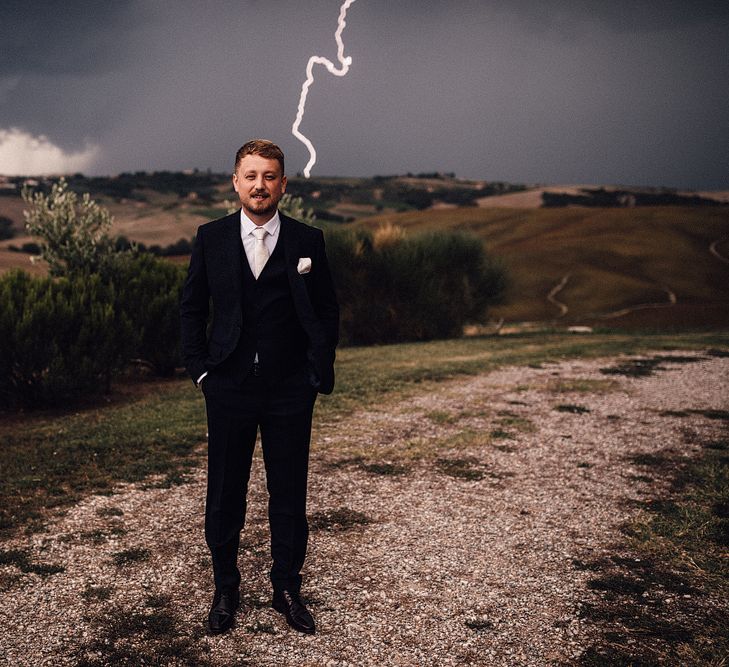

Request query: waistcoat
[{"left": 228, "top": 237, "right": 308, "bottom": 383}]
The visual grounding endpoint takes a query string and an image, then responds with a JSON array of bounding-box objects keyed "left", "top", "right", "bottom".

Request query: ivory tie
[{"left": 252, "top": 227, "right": 270, "bottom": 279}]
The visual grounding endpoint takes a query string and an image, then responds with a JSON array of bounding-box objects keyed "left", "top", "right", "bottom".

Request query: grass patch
[
  {"left": 0, "top": 377, "right": 207, "bottom": 538},
  {"left": 321, "top": 455, "right": 365, "bottom": 470},
  {"left": 140, "top": 470, "right": 193, "bottom": 489},
  {"left": 0, "top": 571, "right": 22, "bottom": 591},
  {"left": 144, "top": 593, "right": 172, "bottom": 608},
  {"left": 359, "top": 462, "right": 408, "bottom": 476},
  {"left": 79, "top": 530, "right": 109, "bottom": 545},
  {"left": 81, "top": 585, "right": 114, "bottom": 602},
  {"left": 245, "top": 621, "right": 277, "bottom": 635},
  {"left": 1, "top": 331, "right": 727, "bottom": 539},
  {"left": 494, "top": 411, "right": 536, "bottom": 433},
  {"left": 555, "top": 404, "right": 591, "bottom": 414},
  {"left": 435, "top": 457, "right": 485, "bottom": 481},
  {"left": 493, "top": 443, "right": 517, "bottom": 452},
  {"left": 96, "top": 506, "right": 124, "bottom": 518},
  {"left": 0, "top": 548, "right": 65, "bottom": 575},
  {"left": 697, "top": 409, "right": 729, "bottom": 421},
  {"left": 578, "top": 428, "right": 729, "bottom": 664},
  {"left": 627, "top": 451, "right": 675, "bottom": 470},
  {"left": 464, "top": 617, "right": 494, "bottom": 631},
  {"left": 74, "top": 598, "right": 213, "bottom": 667},
  {"left": 424, "top": 409, "right": 458, "bottom": 425},
  {"left": 599, "top": 353, "right": 703, "bottom": 379},
  {"left": 112, "top": 547, "right": 151, "bottom": 566},
  {"left": 547, "top": 378, "right": 621, "bottom": 393},
  {"left": 308, "top": 508, "right": 371, "bottom": 532},
  {"left": 600, "top": 357, "right": 666, "bottom": 377},
  {"left": 658, "top": 408, "right": 729, "bottom": 422}
]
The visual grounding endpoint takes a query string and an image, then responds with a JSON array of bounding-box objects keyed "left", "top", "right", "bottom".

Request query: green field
[{"left": 359, "top": 206, "right": 729, "bottom": 329}]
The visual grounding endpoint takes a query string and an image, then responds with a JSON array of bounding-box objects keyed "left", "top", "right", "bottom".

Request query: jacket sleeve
[
  {"left": 312, "top": 228, "right": 340, "bottom": 349},
  {"left": 179, "top": 227, "right": 210, "bottom": 383}
]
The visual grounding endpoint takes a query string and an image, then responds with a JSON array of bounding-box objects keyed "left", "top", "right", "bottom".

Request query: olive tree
[{"left": 22, "top": 177, "right": 117, "bottom": 276}]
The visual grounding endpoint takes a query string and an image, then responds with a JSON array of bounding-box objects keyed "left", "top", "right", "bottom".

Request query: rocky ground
[{"left": 1, "top": 351, "right": 727, "bottom": 666}]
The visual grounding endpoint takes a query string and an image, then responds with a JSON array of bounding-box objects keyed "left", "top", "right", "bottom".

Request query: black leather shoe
[
  {"left": 272, "top": 589, "right": 316, "bottom": 634},
  {"left": 208, "top": 588, "right": 240, "bottom": 634}
]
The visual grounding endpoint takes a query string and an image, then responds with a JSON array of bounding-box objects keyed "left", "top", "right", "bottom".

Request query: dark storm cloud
[
  {"left": 494, "top": 0, "right": 729, "bottom": 32},
  {"left": 0, "top": 1, "right": 139, "bottom": 75},
  {"left": 0, "top": 1, "right": 727, "bottom": 188}
]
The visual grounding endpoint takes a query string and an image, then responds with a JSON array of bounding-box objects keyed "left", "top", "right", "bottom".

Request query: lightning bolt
[{"left": 291, "top": 0, "right": 357, "bottom": 178}]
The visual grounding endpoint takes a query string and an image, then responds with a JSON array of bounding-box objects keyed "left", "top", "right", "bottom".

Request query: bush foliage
[
  {"left": 101, "top": 254, "right": 186, "bottom": 376},
  {"left": 0, "top": 271, "right": 133, "bottom": 408},
  {"left": 325, "top": 225, "right": 506, "bottom": 345},
  {"left": 7, "top": 179, "right": 506, "bottom": 407},
  {"left": 0, "top": 255, "right": 185, "bottom": 407}
]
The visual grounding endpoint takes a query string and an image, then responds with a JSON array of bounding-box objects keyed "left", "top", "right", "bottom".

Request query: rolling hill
[
  {"left": 357, "top": 206, "right": 729, "bottom": 330},
  {"left": 1, "top": 174, "right": 727, "bottom": 330}
]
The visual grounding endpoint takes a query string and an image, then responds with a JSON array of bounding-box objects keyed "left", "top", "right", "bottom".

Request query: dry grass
[{"left": 358, "top": 206, "right": 729, "bottom": 327}]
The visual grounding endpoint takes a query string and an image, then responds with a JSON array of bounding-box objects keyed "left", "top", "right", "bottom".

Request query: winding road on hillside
[
  {"left": 596, "top": 285, "right": 677, "bottom": 320},
  {"left": 546, "top": 274, "right": 570, "bottom": 317},
  {"left": 709, "top": 238, "right": 729, "bottom": 265},
  {"left": 544, "top": 273, "right": 677, "bottom": 322}
]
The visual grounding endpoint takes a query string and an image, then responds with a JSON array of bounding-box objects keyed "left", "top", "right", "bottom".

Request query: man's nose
[{"left": 254, "top": 175, "right": 266, "bottom": 189}]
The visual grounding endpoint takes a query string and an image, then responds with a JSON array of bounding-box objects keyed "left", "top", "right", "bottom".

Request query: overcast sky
[{"left": 1, "top": 1, "right": 727, "bottom": 188}]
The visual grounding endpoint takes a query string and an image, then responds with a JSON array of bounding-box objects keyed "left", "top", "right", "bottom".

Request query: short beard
[{"left": 243, "top": 198, "right": 277, "bottom": 218}]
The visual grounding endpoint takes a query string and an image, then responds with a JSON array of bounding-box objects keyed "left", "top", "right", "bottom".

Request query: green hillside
[{"left": 358, "top": 207, "right": 729, "bottom": 329}]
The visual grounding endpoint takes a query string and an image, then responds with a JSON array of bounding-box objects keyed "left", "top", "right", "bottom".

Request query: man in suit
[{"left": 180, "top": 139, "right": 339, "bottom": 636}]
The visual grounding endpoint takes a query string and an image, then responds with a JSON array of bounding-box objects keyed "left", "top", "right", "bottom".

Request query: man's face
[{"left": 232, "top": 154, "right": 287, "bottom": 223}]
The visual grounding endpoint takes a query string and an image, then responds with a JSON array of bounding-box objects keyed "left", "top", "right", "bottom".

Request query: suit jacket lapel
[
  {"left": 221, "top": 211, "right": 244, "bottom": 296},
  {"left": 280, "top": 214, "right": 328, "bottom": 348}
]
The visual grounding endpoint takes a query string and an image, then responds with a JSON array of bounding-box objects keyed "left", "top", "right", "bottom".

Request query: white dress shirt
[
  {"left": 196, "top": 209, "right": 281, "bottom": 387},
  {"left": 240, "top": 208, "right": 281, "bottom": 270}
]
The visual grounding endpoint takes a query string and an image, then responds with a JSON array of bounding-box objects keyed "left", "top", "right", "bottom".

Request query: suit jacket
[{"left": 180, "top": 210, "right": 340, "bottom": 394}]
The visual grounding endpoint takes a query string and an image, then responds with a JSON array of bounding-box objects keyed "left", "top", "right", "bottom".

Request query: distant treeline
[
  {"left": 0, "top": 171, "right": 229, "bottom": 202},
  {"left": 542, "top": 188, "right": 726, "bottom": 208},
  {"left": 0, "top": 216, "right": 13, "bottom": 240},
  {"left": 288, "top": 178, "right": 525, "bottom": 212},
  {"left": 0, "top": 172, "right": 527, "bottom": 215},
  {"left": 8, "top": 236, "right": 195, "bottom": 257}
]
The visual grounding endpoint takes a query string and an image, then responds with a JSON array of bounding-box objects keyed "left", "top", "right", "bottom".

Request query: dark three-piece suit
[{"left": 180, "top": 210, "right": 339, "bottom": 594}]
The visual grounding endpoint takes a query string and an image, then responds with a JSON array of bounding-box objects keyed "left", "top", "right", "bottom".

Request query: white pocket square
[{"left": 297, "top": 257, "right": 312, "bottom": 274}]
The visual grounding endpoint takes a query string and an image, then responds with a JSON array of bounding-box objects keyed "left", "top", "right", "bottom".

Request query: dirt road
[{"left": 1, "top": 352, "right": 727, "bottom": 666}]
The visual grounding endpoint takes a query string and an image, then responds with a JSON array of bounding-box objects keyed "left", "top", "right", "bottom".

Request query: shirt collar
[{"left": 240, "top": 208, "right": 280, "bottom": 238}]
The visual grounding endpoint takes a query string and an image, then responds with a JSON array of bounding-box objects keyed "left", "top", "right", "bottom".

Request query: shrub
[
  {"left": 0, "top": 216, "right": 14, "bottom": 240},
  {"left": 101, "top": 254, "right": 187, "bottom": 376},
  {"left": 324, "top": 225, "right": 506, "bottom": 345},
  {"left": 279, "top": 194, "right": 316, "bottom": 224},
  {"left": 20, "top": 179, "right": 185, "bottom": 381},
  {"left": 0, "top": 271, "right": 133, "bottom": 408},
  {"left": 7, "top": 242, "right": 41, "bottom": 254}
]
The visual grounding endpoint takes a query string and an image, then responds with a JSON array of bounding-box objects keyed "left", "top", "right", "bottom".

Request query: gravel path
[{"left": 1, "top": 351, "right": 727, "bottom": 666}]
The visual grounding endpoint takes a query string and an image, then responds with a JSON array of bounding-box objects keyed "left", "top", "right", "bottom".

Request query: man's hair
[{"left": 234, "top": 139, "right": 285, "bottom": 175}]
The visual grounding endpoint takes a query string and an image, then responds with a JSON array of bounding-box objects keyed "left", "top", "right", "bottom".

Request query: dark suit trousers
[{"left": 202, "top": 364, "right": 316, "bottom": 594}]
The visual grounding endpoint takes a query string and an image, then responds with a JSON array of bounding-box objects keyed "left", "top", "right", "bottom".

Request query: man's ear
[
  {"left": 281, "top": 175, "right": 287, "bottom": 193},
  {"left": 232, "top": 173, "right": 239, "bottom": 194}
]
